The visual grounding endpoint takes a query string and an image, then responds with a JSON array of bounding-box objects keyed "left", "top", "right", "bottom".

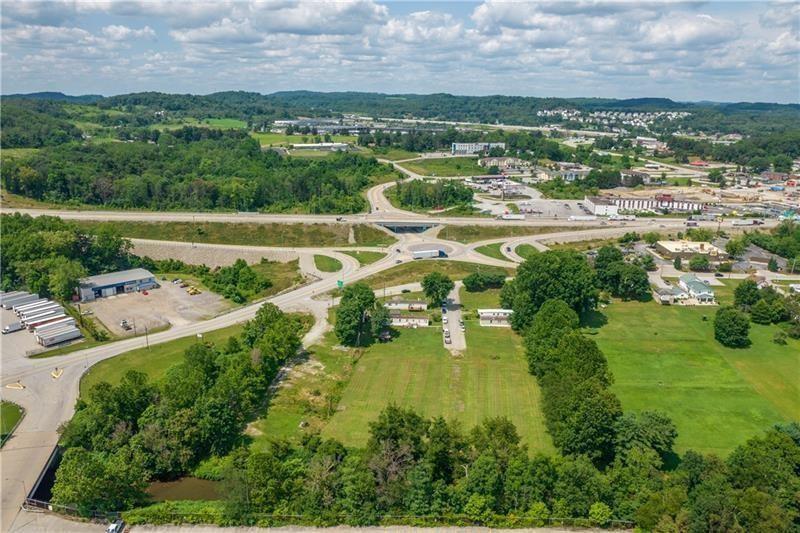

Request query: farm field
[
  {"left": 322, "top": 324, "right": 554, "bottom": 452},
  {"left": 399, "top": 157, "right": 485, "bottom": 177},
  {"left": 594, "top": 291, "right": 800, "bottom": 456},
  {"left": 75, "top": 221, "right": 396, "bottom": 248},
  {"left": 361, "top": 260, "right": 513, "bottom": 289},
  {"left": 438, "top": 225, "right": 581, "bottom": 244}
]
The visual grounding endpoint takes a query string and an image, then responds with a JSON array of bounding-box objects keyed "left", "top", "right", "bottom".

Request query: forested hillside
[
  {"left": 1, "top": 127, "right": 392, "bottom": 213},
  {"left": 0, "top": 100, "right": 83, "bottom": 148}
]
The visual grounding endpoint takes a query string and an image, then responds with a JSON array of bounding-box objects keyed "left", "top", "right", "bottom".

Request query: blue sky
[{"left": 2, "top": 1, "right": 798, "bottom": 103}]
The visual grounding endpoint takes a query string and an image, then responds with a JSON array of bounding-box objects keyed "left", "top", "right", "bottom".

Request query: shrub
[
  {"left": 714, "top": 306, "right": 751, "bottom": 348},
  {"left": 589, "top": 502, "right": 612, "bottom": 527}
]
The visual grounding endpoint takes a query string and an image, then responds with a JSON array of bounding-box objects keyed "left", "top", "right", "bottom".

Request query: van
[{"left": 2, "top": 322, "right": 23, "bottom": 334}]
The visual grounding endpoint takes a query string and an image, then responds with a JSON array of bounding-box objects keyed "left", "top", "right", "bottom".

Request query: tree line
[
  {"left": 393, "top": 180, "right": 474, "bottom": 210},
  {"left": 52, "top": 304, "right": 306, "bottom": 514},
  {"left": 0, "top": 100, "right": 83, "bottom": 148},
  {"left": 667, "top": 131, "right": 800, "bottom": 172},
  {"left": 2, "top": 127, "right": 392, "bottom": 213}
]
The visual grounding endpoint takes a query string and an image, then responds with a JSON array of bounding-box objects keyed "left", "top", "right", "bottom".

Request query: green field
[
  {"left": 75, "top": 221, "right": 395, "bottom": 248},
  {"left": 1, "top": 401, "right": 23, "bottom": 446},
  {"left": 313, "top": 254, "right": 343, "bottom": 272},
  {"left": 438, "top": 225, "right": 581, "bottom": 244},
  {"left": 366, "top": 148, "right": 421, "bottom": 161},
  {"left": 204, "top": 118, "right": 247, "bottom": 129},
  {"left": 460, "top": 287, "right": 503, "bottom": 312},
  {"left": 475, "top": 242, "right": 508, "bottom": 261},
  {"left": 399, "top": 157, "right": 485, "bottom": 177},
  {"left": 321, "top": 323, "right": 553, "bottom": 452},
  {"left": 250, "top": 259, "right": 306, "bottom": 296},
  {"left": 361, "top": 260, "right": 513, "bottom": 289},
  {"left": 515, "top": 244, "right": 539, "bottom": 260},
  {"left": 251, "top": 132, "right": 357, "bottom": 146},
  {"left": 337, "top": 250, "right": 387, "bottom": 265},
  {"left": 594, "top": 291, "right": 800, "bottom": 456},
  {"left": 80, "top": 324, "right": 245, "bottom": 397}
]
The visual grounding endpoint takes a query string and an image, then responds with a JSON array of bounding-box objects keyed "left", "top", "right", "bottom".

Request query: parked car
[
  {"left": 2, "top": 322, "right": 23, "bottom": 334},
  {"left": 442, "top": 316, "right": 448, "bottom": 324},
  {"left": 106, "top": 520, "right": 125, "bottom": 533},
  {"left": 714, "top": 272, "right": 724, "bottom": 278}
]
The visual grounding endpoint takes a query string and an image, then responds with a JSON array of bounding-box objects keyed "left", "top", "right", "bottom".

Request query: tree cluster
[
  {"left": 53, "top": 304, "right": 304, "bottom": 514},
  {"left": 2, "top": 128, "right": 390, "bottom": 214},
  {"left": 334, "top": 283, "right": 388, "bottom": 346},
  {"left": 593, "top": 246, "right": 651, "bottom": 301},
  {"left": 0, "top": 100, "right": 83, "bottom": 148},
  {"left": 0, "top": 213, "right": 132, "bottom": 299},
  {"left": 393, "top": 180, "right": 473, "bottom": 210},
  {"left": 462, "top": 272, "right": 506, "bottom": 292}
]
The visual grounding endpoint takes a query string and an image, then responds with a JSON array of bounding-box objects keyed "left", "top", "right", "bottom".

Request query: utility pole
[{"left": 144, "top": 325, "right": 150, "bottom": 349}]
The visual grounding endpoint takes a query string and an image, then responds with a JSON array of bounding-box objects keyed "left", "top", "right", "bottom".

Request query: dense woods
[
  {"left": 2, "top": 127, "right": 390, "bottom": 213},
  {"left": 0, "top": 100, "right": 83, "bottom": 148}
]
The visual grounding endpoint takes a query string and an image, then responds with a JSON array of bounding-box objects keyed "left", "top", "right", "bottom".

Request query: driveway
[{"left": 443, "top": 284, "right": 466, "bottom": 353}]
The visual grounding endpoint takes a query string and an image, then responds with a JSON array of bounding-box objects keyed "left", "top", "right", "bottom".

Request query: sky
[{"left": 1, "top": 1, "right": 798, "bottom": 103}]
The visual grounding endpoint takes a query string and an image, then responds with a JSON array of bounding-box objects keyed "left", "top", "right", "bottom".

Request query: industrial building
[
  {"left": 610, "top": 194, "right": 706, "bottom": 213},
  {"left": 78, "top": 268, "right": 157, "bottom": 302},
  {"left": 553, "top": 162, "right": 592, "bottom": 182},
  {"left": 451, "top": 142, "right": 506, "bottom": 155},
  {"left": 654, "top": 241, "right": 727, "bottom": 261}
]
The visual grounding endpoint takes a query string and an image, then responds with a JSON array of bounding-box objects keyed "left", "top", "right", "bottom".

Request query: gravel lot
[
  {"left": 132, "top": 239, "right": 298, "bottom": 268},
  {"left": 82, "top": 282, "right": 230, "bottom": 337}
]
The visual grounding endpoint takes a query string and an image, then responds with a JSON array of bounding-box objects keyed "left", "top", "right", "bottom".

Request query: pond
[{"left": 146, "top": 477, "right": 222, "bottom": 501}]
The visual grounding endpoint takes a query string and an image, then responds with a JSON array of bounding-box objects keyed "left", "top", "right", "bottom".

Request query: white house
[
  {"left": 478, "top": 309, "right": 513, "bottom": 327},
  {"left": 678, "top": 274, "right": 715, "bottom": 303},
  {"left": 389, "top": 311, "right": 430, "bottom": 328}
]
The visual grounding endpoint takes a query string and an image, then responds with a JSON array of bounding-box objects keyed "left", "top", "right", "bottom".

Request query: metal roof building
[{"left": 78, "top": 268, "right": 157, "bottom": 302}]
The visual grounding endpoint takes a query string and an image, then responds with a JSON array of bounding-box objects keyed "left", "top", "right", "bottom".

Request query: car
[
  {"left": 441, "top": 307, "right": 447, "bottom": 314},
  {"left": 2, "top": 322, "right": 23, "bottom": 334},
  {"left": 106, "top": 520, "right": 125, "bottom": 533},
  {"left": 444, "top": 336, "right": 452, "bottom": 344},
  {"left": 459, "top": 323, "right": 465, "bottom": 332},
  {"left": 442, "top": 316, "right": 448, "bottom": 324},
  {"left": 395, "top": 259, "right": 402, "bottom": 264},
  {"left": 714, "top": 272, "right": 724, "bottom": 278},
  {"left": 506, "top": 246, "right": 511, "bottom": 252}
]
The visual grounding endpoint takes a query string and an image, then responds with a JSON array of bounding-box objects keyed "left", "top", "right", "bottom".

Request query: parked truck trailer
[
  {"left": 19, "top": 304, "right": 62, "bottom": 321},
  {"left": 38, "top": 327, "right": 82, "bottom": 347},
  {"left": 13, "top": 299, "right": 50, "bottom": 315},
  {"left": 2, "top": 293, "right": 39, "bottom": 309},
  {"left": 33, "top": 317, "right": 76, "bottom": 336},
  {"left": 498, "top": 213, "right": 526, "bottom": 220}
]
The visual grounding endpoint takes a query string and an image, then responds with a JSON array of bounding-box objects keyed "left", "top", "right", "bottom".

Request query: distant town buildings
[
  {"left": 554, "top": 162, "right": 593, "bottom": 182},
  {"left": 635, "top": 136, "right": 668, "bottom": 152},
  {"left": 451, "top": 142, "right": 506, "bottom": 155},
  {"left": 478, "top": 157, "right": 530, "bottom": 170}
]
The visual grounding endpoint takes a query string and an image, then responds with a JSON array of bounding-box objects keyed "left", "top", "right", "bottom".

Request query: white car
[{"left": 442, "top": 316, "right": 448, "bottom": 324}]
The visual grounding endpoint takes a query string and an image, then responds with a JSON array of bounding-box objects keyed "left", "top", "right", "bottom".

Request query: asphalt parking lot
[{"left": 0, "top": 308, "right": 43, "bottom": 358}]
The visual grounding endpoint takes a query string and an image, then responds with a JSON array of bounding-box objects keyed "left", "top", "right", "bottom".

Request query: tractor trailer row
[{"left": 1, "top": 290, "right": 83, "bottom": 346}]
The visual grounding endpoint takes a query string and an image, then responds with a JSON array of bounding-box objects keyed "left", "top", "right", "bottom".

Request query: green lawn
[
  {"left": 361, "top": 260, "right": 513, "bottom": 289},
  {"left": 80, "top": 324, "right": 245, "bottom": 397},
  {"left": 75, "top": 221, "right": 395, "bottom": 248},
  {"left": 366, "top": 147, "right": 421, "bottom": 161},
  {"left": 337, "top": 250, "right": 387, "bottom": 266},
  {"left": 475, "top": 242, "right": 508, "bottom": 261},
  {"left": 460, "top": 287, "right": 503, "bottom": 312},
  {"left": 400, "top": 157, "right": 485, "bottom": 177},
  {"left": 204, "top": 118, "right": 247, "bottom": 129},
  {"left": 314, "top": 255, "right": 343, "bottom": 273},
  {"left": 251, "top": 132, "right": 356, "bottom": 146},
  {"left": 322, "top": 324, "right": 553, "bottom": 452},
  {"left": 438, "top": 225, "right": 581, "bottom": 244},
  {"left": 515, "top": 244, "right": 539, "bottom": 260},
  {"left": 250, "top": 259, "right": 306, "bottom": 296},
  {"left": 1, "top": 401, "right": 23, "bottom": 446},
  {"left": 594, "top": 296, "right": 800, "bottom": 456}
]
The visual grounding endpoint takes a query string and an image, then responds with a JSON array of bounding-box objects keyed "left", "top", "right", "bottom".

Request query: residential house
[
  {"left": 478, "top": 309, "right": 513, "bottom": 327},
  {"left": 678, "top": 274, "right": 715, "bottom": 303}
]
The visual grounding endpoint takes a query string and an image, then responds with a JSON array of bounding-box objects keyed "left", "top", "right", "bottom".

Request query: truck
[
  {"left": 2, "top": 293, "right": 39, "bottom": 309},
  {"left": 0, "top": 291, "right": 26, "bottom": 305},
  {"left": 609, "top": 214, "right": 636, "bottom": 221},
  {"left": 20, "top": 305, "right": 63, "bottom": 323},
  {"left": 13, "top": 299, "right": 49, "bottom": 315},
  {"left": 732, "top": 219, "right": 763, "bottom": 226},
  {"left": 412, "top": 249, "right": 443, "bottom": 260},
  {"left": 568, "top": 215, "right": 597, "bottom": 222},
  {"left": 38, "top": 327, "right": 82, "bottom": 347},
  {"left": 33, "top": 317, "right": 76, "bottom": 335},
  {"left": 498, "top": 213, "right": 525, "bottom": 221},
  {"left": 2, "top": 322, "right": 24, "bottom": 334}
]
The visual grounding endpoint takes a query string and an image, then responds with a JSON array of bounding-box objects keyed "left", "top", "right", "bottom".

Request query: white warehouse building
[
  {"left": 584, "top": 197, "right": 620, "bottom": 217},
  {"left": 78, "top": 268, "right": 157, "bottom": 302},
  {"left": 451, "top": 142, "right": 506, "bottom": 155}
]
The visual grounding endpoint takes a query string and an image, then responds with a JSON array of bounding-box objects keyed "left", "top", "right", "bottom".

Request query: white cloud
[{"left": 101, "top": 25, "right": 155, "bottom": 41}]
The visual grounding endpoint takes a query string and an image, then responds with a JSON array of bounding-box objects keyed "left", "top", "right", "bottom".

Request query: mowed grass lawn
[
  {"left": 313, "top": 255, "right": 343, "bottom": 273},
  {"left": 438, "top": 225, "right": 581, "bottom": 244},
  {"left": 400, "top": 157, "right": 485, "bottom": 177},
  {"left": 475, "top": 242, "right": 508, "bottom": 261},
  {"left": 361, "top": 260, "right": 513, "bottom": 289},
  {"left": 80, "top": 324, "right": 244, "bottom": 397},
  {"left": 251, "top": 132, "right": 357, "bottom": 146},
  {"left": 337, "top": 250, "right": 387, "bottom": 266},
  {"left": 594, "top": 297, "right": 800, "bottom": 456},
  {"left": 1, "top": 401, "right": 23, "bottom": 445},
  {"left": 323, "top": 325, "right": 553, "bottom": 453}
]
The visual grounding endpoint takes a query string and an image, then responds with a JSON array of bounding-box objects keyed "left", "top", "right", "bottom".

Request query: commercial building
[
  {"left": 654, "top": 241, "right": 727, "bottom": 261},
  {"left": 389, "top": 311, "right": 430, "bottom": 328},
  {"left": 583, "top": 197, "right": 619, "bottom": 217},
  {"left": 611, "top": 194, "right": 706, "bottom": 213},
  {"left": 477, "top": 309, "right": 513, "bottom": 327},
  {"left": 620, "top": 169, "right": 654, "bottom": 186},
  {"left": 478, "top": 157, "right": 530, "bottom": 170},
  {"left": 678, "top": 274, "right": 716, "bottom": 303},
  {"left": 385, "top": 300, "right": 428, "bottom": 312},
  {"left": 554, "top": 162, "right": 592, "bottom": 182},
  {"left": 635, "top": 136, "right": 668, "bottom": 152},
  {"left": 78, "top": 268, "right": 157, "bottom": 302},
  {"left": 451, "top": 142, "right": 506, "bottom": 155}
]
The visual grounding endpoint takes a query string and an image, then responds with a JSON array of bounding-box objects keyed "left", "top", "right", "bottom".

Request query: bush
[
  {"left": 463, "top": 272, "right": 506, "bottom": 292},
  {"left": 773, "top": 331, "right": 788, "bottom": 345},
  {"left": 589, "top": 502, "right": 612, "bottom": 527},
  {"left": 750, "top": 299, "right": 773, "bottom": 325},
  {"left": 689, "top": 254, "right": 710, "bottom": 272}
]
